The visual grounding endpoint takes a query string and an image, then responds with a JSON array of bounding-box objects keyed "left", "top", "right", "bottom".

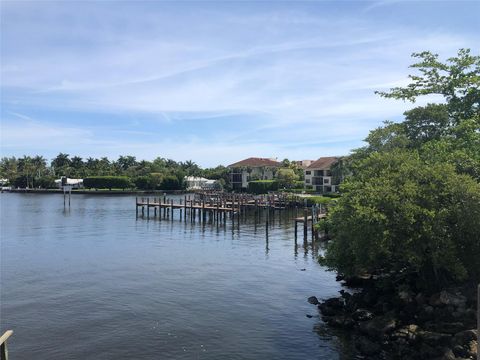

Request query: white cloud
[{"left": 1, "top": 2, "right": 478, "bottom": 164}]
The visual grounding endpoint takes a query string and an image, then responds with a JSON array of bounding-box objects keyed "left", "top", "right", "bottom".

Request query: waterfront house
[
  {"left": 304, "top": 157, "right": 339, "bottom": 193},
  {"left": 54, "top": 177, "right": 84, "bottom": 189},
  {"left": 184, "top": 176, "right": 220, "bottom": 191},
  {"left": 228, "top": 157, "right": 281, "bottom": 191}
]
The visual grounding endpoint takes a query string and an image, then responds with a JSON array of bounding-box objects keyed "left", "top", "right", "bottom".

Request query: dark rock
[
  {"left": 362, "top": 290, "right": 378, "bottom": 306},
  {"left": 354, "top": 335, "right": 381, "bottom": 356},
  {"left": 343, "top": 274, "right": 372, "bottom": 287},
  {"left": 419, "top": 344, "right": 454, "bottom": 359},
  {"left": 390, "top": 324, "right": 419, "bottom": 343},
  {"left": 434, "top": 348, "right": 456, "bottom": 360},
  {"left": 429, "top": 291, "right": 467, "bottom": 308},
  {"left": 415, "top": 292, "right": 426, "bottom": 306},
  {"left": 323, "top": 315, "right": 354, "bottom": 329},
  {"left": 453, "top": 340, "right": 478, "bottom": 358},
  {"left": 424, "top": 321, "right": 466, "bottom": 334},
  {"left": 306, "top": 314, "right": 313, "bottom": 318},
  {"left": 418, "top": 330, "right": 452, "bottom": 346},
  {"left": 318, "top": 304, "right": 338, "bottom": 317},
  {"left": 323, "top": 297, "right": 344, "bottom": 309},
  {"left": 307, "top": 296, "right": 319, "bottom": 305},
  {"left": 359, "top": 317, "right": 397, "bottom": 339},
  {"left": 465, "top": 340, "right": 477, "bottom": 358},
  {"left": 398, "top": 289, "right": 414, "bottom": 304},
  {"left": 453, "top": 329, "right": 478, "bottom": 345},
  {"left": 352, "top": 308, "right": 374, "bottom": 322}
]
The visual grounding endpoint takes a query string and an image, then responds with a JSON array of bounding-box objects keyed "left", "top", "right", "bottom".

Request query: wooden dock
[
  {"left": 293, "top": 206, "right": 327, "bottom": 241},
  {"left": 135, "top": 192, "right": 328, "bottom": 242}
]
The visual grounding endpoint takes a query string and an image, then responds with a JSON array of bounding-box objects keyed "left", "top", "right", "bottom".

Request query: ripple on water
[{"left": 1, "top": 193, "right": 348, "bottom": 360}]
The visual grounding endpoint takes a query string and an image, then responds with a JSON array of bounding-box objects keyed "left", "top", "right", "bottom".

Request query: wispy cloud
[{"left": 1, "top": 1, "right": 478, "bottom": 165}]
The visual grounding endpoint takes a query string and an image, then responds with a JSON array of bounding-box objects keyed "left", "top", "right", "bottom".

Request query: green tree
[
  {"left": 276, "top": 168, "right": 299, "bottom": 189},
  {"left": 376, "top": 48, "right": 480, "bottom": 120},
  {"left": 320, "top": 150, "right": 480, "bottom": 288},
  {"left": 321, "top": 49, "right": 480, "bottom": 290}
]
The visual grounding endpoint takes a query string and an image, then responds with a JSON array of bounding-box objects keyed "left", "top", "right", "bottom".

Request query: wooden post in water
[
  {"left": 0, "top": 330, "right": 13, "bottom": 360},
  {"left": 147, "top": 198, "right": 150, "bottom": 219},
  {"left": 311, "top": 205, "right": 315, "bottom": 242},
  {"left": 303, "top": 208, "right": 308, "bottom": 240},
  {"left": 135, "top": 197, "right": 138, "bottom": 218},
  {"left": 184, "top": 196, "right": 187, "bottom": 221}
]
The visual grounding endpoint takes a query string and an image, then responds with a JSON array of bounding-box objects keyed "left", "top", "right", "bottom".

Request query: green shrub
[
  {"left": 305, "top": 196, "right": 334, "bottom": 206},
  {"left": 293, "top": 180, "right": 304, "bottom": 189},
  {"left": 247, "top": 180, "right": 279, "bottom": 194},
  {"left": 36, "top": 176, "right": 56, "bottom": 189},
  {"left": 320, "top": 151, "right": 480, "bottom": 289},
  {"left": 323, "top": 192, "right": 341, "bottom": 198},
  {"left": 160, "top": 175, "right": 181, "bottom": 190},
  {"left": 134, "top": 176, "right": 157, "bottom": 190},
  {"left": 83, "top": 176, "right": 133, "bottom": 189}
]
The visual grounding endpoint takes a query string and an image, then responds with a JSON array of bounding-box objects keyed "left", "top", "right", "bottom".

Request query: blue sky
[{"left": 1, "top": 1, "right": 479, "bottom": 167}]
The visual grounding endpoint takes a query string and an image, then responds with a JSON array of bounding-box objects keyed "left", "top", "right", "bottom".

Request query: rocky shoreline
[{"left": 309, "top": 276, "right": 478, "bottom": 359}]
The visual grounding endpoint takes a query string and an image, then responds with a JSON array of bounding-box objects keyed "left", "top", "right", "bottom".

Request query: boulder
[
  {"left": 318, "top": 304, "right": 338, "bottom": 317},
  {"left": 323, "top": 297, "right": 345, "bottom": 309},
  {"left": 307, "top": 296, "right": 319, "bottom": 305},
  {"left": 418, "top": 330, "right": 452, "bottom": 347},
  {"left": 391, "top": 324, "right": 419, "bottom": 343},
  {"left": 359, "top": 316, "right": 397, "bottom": 339},
  {"left": 354, "top": 335, "right": 381, "bottom": 356},
  {"left": 323, "top": 315, "right": 354, "bottom": 329},
  {"left": 352, "top": 308, "right": 374, "bottom": 322},
  {"left": 429, "top": 291, "right": 467, "bottom": 308},
  {"left": 424, "top": 321, "right": 466, "bottom": 334},
  {"left": 453, "top": 329, "right": 478, "bottom": 345},
  {"left": 452, "top": 340, "right": 477, "bottom": 358}
]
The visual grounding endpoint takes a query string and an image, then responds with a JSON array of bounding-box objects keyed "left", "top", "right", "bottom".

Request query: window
[
  {"left": 305, "top": 171, "right": 311, "bottom": 175},
  {"left": 324, "top": 178, "right": 329, "bottom": 184},
  {"left": 305, "top": 179, "right": 310, "bottom": 183},
  {"left": 326, "top": 170, "right": 332, "bottom": 176}
]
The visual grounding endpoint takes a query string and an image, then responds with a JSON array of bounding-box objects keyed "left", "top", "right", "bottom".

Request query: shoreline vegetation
[
  {"left": 1, "top": 188, "right": 188, "bottom": 195},
  {"left": 309, "top": 49, "right": 479, "bottom": 359}
]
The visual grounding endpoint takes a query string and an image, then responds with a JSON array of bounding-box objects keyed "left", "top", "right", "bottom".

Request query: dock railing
[{"left": 0, "top": 330, "right": 13, "bottom": 360}]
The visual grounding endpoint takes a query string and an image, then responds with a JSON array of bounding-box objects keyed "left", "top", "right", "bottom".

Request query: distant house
[
  {"left": 304, "top": 157, "right": 339, "bottom": 193},
  {"left": 184, "top": 176, "right": 220, "bottom": 191},
  {"left": 54, "top": 177, "right": 84, "bottom": 189},
  {"left": 228, "top": 157, "right": 281, "bottom": 191}
]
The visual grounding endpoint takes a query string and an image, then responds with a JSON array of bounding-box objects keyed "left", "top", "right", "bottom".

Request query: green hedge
[
  {"left": 323, "top": 192, "right": 341, "bottom": 198},
  {"left": 160, "top": 175, "right": 182, "bottom": 190},
  {"left": 83, "top": 176, "right": 133, "bottom": 189},
  {"left": 304, "top": 196, "right": 334, "bottom": 206},
  {"left": 247, "top": 180, "right": 279, "bottom": 194}
]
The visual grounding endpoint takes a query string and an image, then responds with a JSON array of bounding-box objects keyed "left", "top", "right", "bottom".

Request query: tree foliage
[
  {"left": 322, "top": 49, "right": 480, "bottom": 289},
  {"left": 376, "top": 48, "right": 480, "bottom": 120}
]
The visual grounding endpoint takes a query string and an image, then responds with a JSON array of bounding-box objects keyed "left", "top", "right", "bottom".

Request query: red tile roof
[
  {"left": 228, "top": 157, "right": 281, "bottom": 168},
  {"left": 306, "top": 157, "right": 339, "bottom": 170}
]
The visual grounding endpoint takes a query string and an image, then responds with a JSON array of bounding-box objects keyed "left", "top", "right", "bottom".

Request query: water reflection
[{"left": 1, "top": 193, "right": 346, "bottom": 360}]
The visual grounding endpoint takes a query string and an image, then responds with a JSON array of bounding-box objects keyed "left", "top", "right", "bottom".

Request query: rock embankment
[{"left": 309, "top": 281, "right": 478, "bottom": 360}]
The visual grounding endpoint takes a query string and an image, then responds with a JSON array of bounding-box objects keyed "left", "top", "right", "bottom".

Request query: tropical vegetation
[{"left": 320, "top": 49, "right": 480, "bottom": 290}]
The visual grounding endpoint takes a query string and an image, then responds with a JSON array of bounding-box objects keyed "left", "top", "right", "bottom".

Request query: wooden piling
[
  {"left": 0, "top": 330, "right": 13, "bottom": 360},
  {"left": 303, "top": 208, "right": 308, "bottom": 239}
]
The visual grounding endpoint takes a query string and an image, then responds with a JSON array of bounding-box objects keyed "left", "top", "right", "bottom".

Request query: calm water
[{"left": 0, "top": 193, "right": 351, "bottom": 359}]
